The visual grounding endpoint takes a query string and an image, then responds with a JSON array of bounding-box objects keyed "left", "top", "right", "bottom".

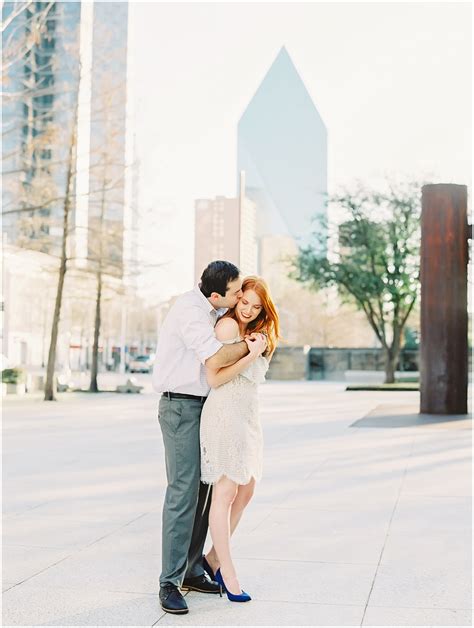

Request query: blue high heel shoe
[
  {"left": 215, "top": 568, "right": 251, "bottom": 602},
  {"left": 202, "top": 555, "right": 215, "bottom": 581}
]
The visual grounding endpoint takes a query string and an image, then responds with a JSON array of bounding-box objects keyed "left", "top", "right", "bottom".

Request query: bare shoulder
[{"left": 215, "top": 317, "right": 239, "bottom": 341}]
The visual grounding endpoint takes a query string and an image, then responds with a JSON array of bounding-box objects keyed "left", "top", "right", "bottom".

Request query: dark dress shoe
[
  {"left": 181, "top": 573, "right": 220, "bottom": 594},
  {"left": 202, "top": 554, "right": 216, "bottom": 581},
  {"left": 159, "top": 583, "right": 189, "bottom": 614}
]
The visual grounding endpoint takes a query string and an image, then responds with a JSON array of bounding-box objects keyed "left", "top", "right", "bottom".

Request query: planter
[{"left": 7, "top": 382, "right": 26, "bottom": 395}]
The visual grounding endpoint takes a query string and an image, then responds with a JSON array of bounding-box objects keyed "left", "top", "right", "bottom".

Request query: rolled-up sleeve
[{"left": 179, "top": 307, "right": 223, "bottom": 365}]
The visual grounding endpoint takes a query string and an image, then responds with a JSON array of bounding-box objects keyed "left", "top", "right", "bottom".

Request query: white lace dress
[{"left": 200, "top": 335, "right": 269, "bottom": 485}]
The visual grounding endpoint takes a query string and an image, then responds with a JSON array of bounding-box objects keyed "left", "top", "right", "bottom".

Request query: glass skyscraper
[
  {"left": 237, "top": 46, "right": 327, "bottom": 248},
  {"left": 2, "top": 2, "right": 133, "bottom": 275},
  {"left": 2, "top": 2, "right": 81, "bottom": 251},
  {"left": 82, "top": 2, "right": 130, "bottom": 276}
]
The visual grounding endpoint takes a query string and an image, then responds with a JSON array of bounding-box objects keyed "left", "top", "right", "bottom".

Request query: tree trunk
[
  {"left": 384, "top": 351, "right": 397, "bottom": 384},
  {"left": 89, "top": 152, "right": 108, "bottom": 391},
  {"left": 384, "top": 319, "right": 405, "bottom": 384},
  {"left": 384, "top": 336, "right": 403, "bottom": 384},
  {"left": 44, "top": 109, "right": 77, "bottom": 401},
  {"left": 89, "top": 271, "right": 102, "bottom": 392},
  {"left": 44, "top": 257, "right": 67, "bottom": 400}
]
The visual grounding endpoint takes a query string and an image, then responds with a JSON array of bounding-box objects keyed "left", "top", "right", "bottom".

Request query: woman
[{"left": 199, "top": 276, "right": 280, "bottom": 602}]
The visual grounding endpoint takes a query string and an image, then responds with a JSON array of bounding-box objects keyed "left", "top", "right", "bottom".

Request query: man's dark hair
[{"left": 200, "top": 261, "right": 240, "bottom": 297}]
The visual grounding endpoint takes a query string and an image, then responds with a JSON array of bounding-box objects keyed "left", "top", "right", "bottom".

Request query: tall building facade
[
  {"left": 2, "top": 2, "right": 134, "bottom": 276},
  {"left": 194, "top": 173, "right": 257, "bottom": 284},
  {"left": 237, "top": 46, "right": 327, "bottom": 254},
  {"left": 77, "top": 2, "right": 132, "bottom": 277},
  {"left": 2, "top": 2, "right": 82, "bottom": 252}
]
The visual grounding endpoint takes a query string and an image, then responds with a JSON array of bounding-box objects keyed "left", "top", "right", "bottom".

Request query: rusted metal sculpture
[{"left": 420, "top": 184, "right": 470, "bottom": 414}]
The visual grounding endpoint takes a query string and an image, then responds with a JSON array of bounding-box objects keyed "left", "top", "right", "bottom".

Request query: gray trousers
[{"left": 158, "top": 394, "right": 213, "bottom": 587}]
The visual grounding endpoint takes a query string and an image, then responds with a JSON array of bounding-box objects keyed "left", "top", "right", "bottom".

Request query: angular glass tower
[{"left": 237, "top": 47, "right": 327, "bottom": 247}]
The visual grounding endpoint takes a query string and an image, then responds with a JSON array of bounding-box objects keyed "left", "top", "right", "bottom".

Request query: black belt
[{"left": 163, "top": 391, "right": 207, "bottom": 403}]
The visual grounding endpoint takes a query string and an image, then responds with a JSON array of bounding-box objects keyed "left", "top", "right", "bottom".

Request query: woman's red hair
[{"left": 225, "top": 275, "right": 280, "bottom": 357}]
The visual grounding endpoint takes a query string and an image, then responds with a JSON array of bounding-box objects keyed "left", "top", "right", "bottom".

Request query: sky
[{"left": 129, "top": 2, "right": 472, "bottom": 302}]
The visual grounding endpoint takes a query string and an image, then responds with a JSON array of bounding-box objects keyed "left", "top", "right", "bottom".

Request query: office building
[
  {"left": 2, "top": 2, "right": 135, "bottom": 276},
  {"left": 194, "top": 173, "right": 257, "bottom": 283},
  {"left": 2, "top": 2, "right": 81, "bottom": 252}
]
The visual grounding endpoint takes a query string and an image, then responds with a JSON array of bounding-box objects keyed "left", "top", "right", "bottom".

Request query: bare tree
[
  {"left": 2, "top": 2, "right": 83, "bottom": 250},
  {"left": 2, "top": 2, "right": 59, "bottom": 251},
  {"left": 3, "top": 3, "right": 82, "bottom": 399},
  {"left": 3, "top": 5, "right": 152, "bottom": 396},
  {"left": 88, "top": 179, "right": 126, "bottom": 392},
  {"left": 43, "top": 98, "right": 78, "bottom": 400}
]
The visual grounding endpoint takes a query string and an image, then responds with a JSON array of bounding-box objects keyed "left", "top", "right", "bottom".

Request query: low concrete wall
[{"left": 267, "top": 347, "right": 309, "bottom": 380}]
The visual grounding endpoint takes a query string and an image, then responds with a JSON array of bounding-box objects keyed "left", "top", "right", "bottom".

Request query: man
[{"left": 152, "top": 260, "right": 267, "bottom": 615}]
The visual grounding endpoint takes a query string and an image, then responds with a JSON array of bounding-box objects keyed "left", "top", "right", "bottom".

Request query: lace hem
[{"left": 201, "top": 471, "right": 261, "bottom": 486}]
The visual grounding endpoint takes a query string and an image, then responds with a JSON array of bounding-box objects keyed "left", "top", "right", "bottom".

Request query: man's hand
[{"left": 244, "top": 332, "right": 267, "bottom": 356}]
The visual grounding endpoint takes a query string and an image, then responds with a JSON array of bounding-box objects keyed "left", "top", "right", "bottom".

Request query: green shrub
[{"left": 2, "top": 368, "right": 26, "bottom": 384}]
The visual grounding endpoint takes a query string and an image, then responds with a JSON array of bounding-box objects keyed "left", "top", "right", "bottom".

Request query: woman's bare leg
[
  {"left": 230, "top": 477, "right": 256, "bottom": 531},
  {"left": 208, "top": 475, "right": 243, "bottom": 595},
  {"left": 206, "top": 478, "right": 256, "bottom": 579}
]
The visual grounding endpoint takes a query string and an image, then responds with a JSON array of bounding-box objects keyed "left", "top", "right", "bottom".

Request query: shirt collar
[{"left": 194, "top": 284, "right": 228, "bottom": 319}]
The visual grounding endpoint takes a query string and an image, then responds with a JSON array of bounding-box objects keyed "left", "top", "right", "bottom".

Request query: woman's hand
[
  {"left": 244, "top": 333, "right": 267, "bottom": 357},
  {"left": 206, "top": 332, "right": 267, "bottom": 388}
]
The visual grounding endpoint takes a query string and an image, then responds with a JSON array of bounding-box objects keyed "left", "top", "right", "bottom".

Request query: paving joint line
[
  {"left": 233, "top": 556, "right": 377, "bottom": 566},
  {"left": 3, "top": 500, "right": 54, "bottom": 519},
  {"left": 2, "top": 511, "right": 156, "bottom": 593},
  {"left": 2, "top": 554, "right": 77, "bottom": 594},
  {"left": 82, "top": 511, "right": 153, "bottom": 550},
  {"left": 359, "top": 434, "right": 418, "bottom": 627}
]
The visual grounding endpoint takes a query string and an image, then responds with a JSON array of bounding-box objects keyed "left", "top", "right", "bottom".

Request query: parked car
[{"left": 129, "top": 354, "right": 155, "bottom": 373}]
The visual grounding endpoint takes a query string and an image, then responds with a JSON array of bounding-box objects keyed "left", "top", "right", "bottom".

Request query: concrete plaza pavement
[{"left": 2, "top": 381, "right": 472, "bottom": 626}]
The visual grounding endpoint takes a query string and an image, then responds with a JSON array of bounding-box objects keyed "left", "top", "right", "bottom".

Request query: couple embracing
[{"left": 152, "top": 260, "right": 280, "bottom": 615}]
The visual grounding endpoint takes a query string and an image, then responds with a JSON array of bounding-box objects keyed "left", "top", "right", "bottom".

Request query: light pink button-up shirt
[{"left": 152, "top": 286, "right": 226, "bottom": 396}]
